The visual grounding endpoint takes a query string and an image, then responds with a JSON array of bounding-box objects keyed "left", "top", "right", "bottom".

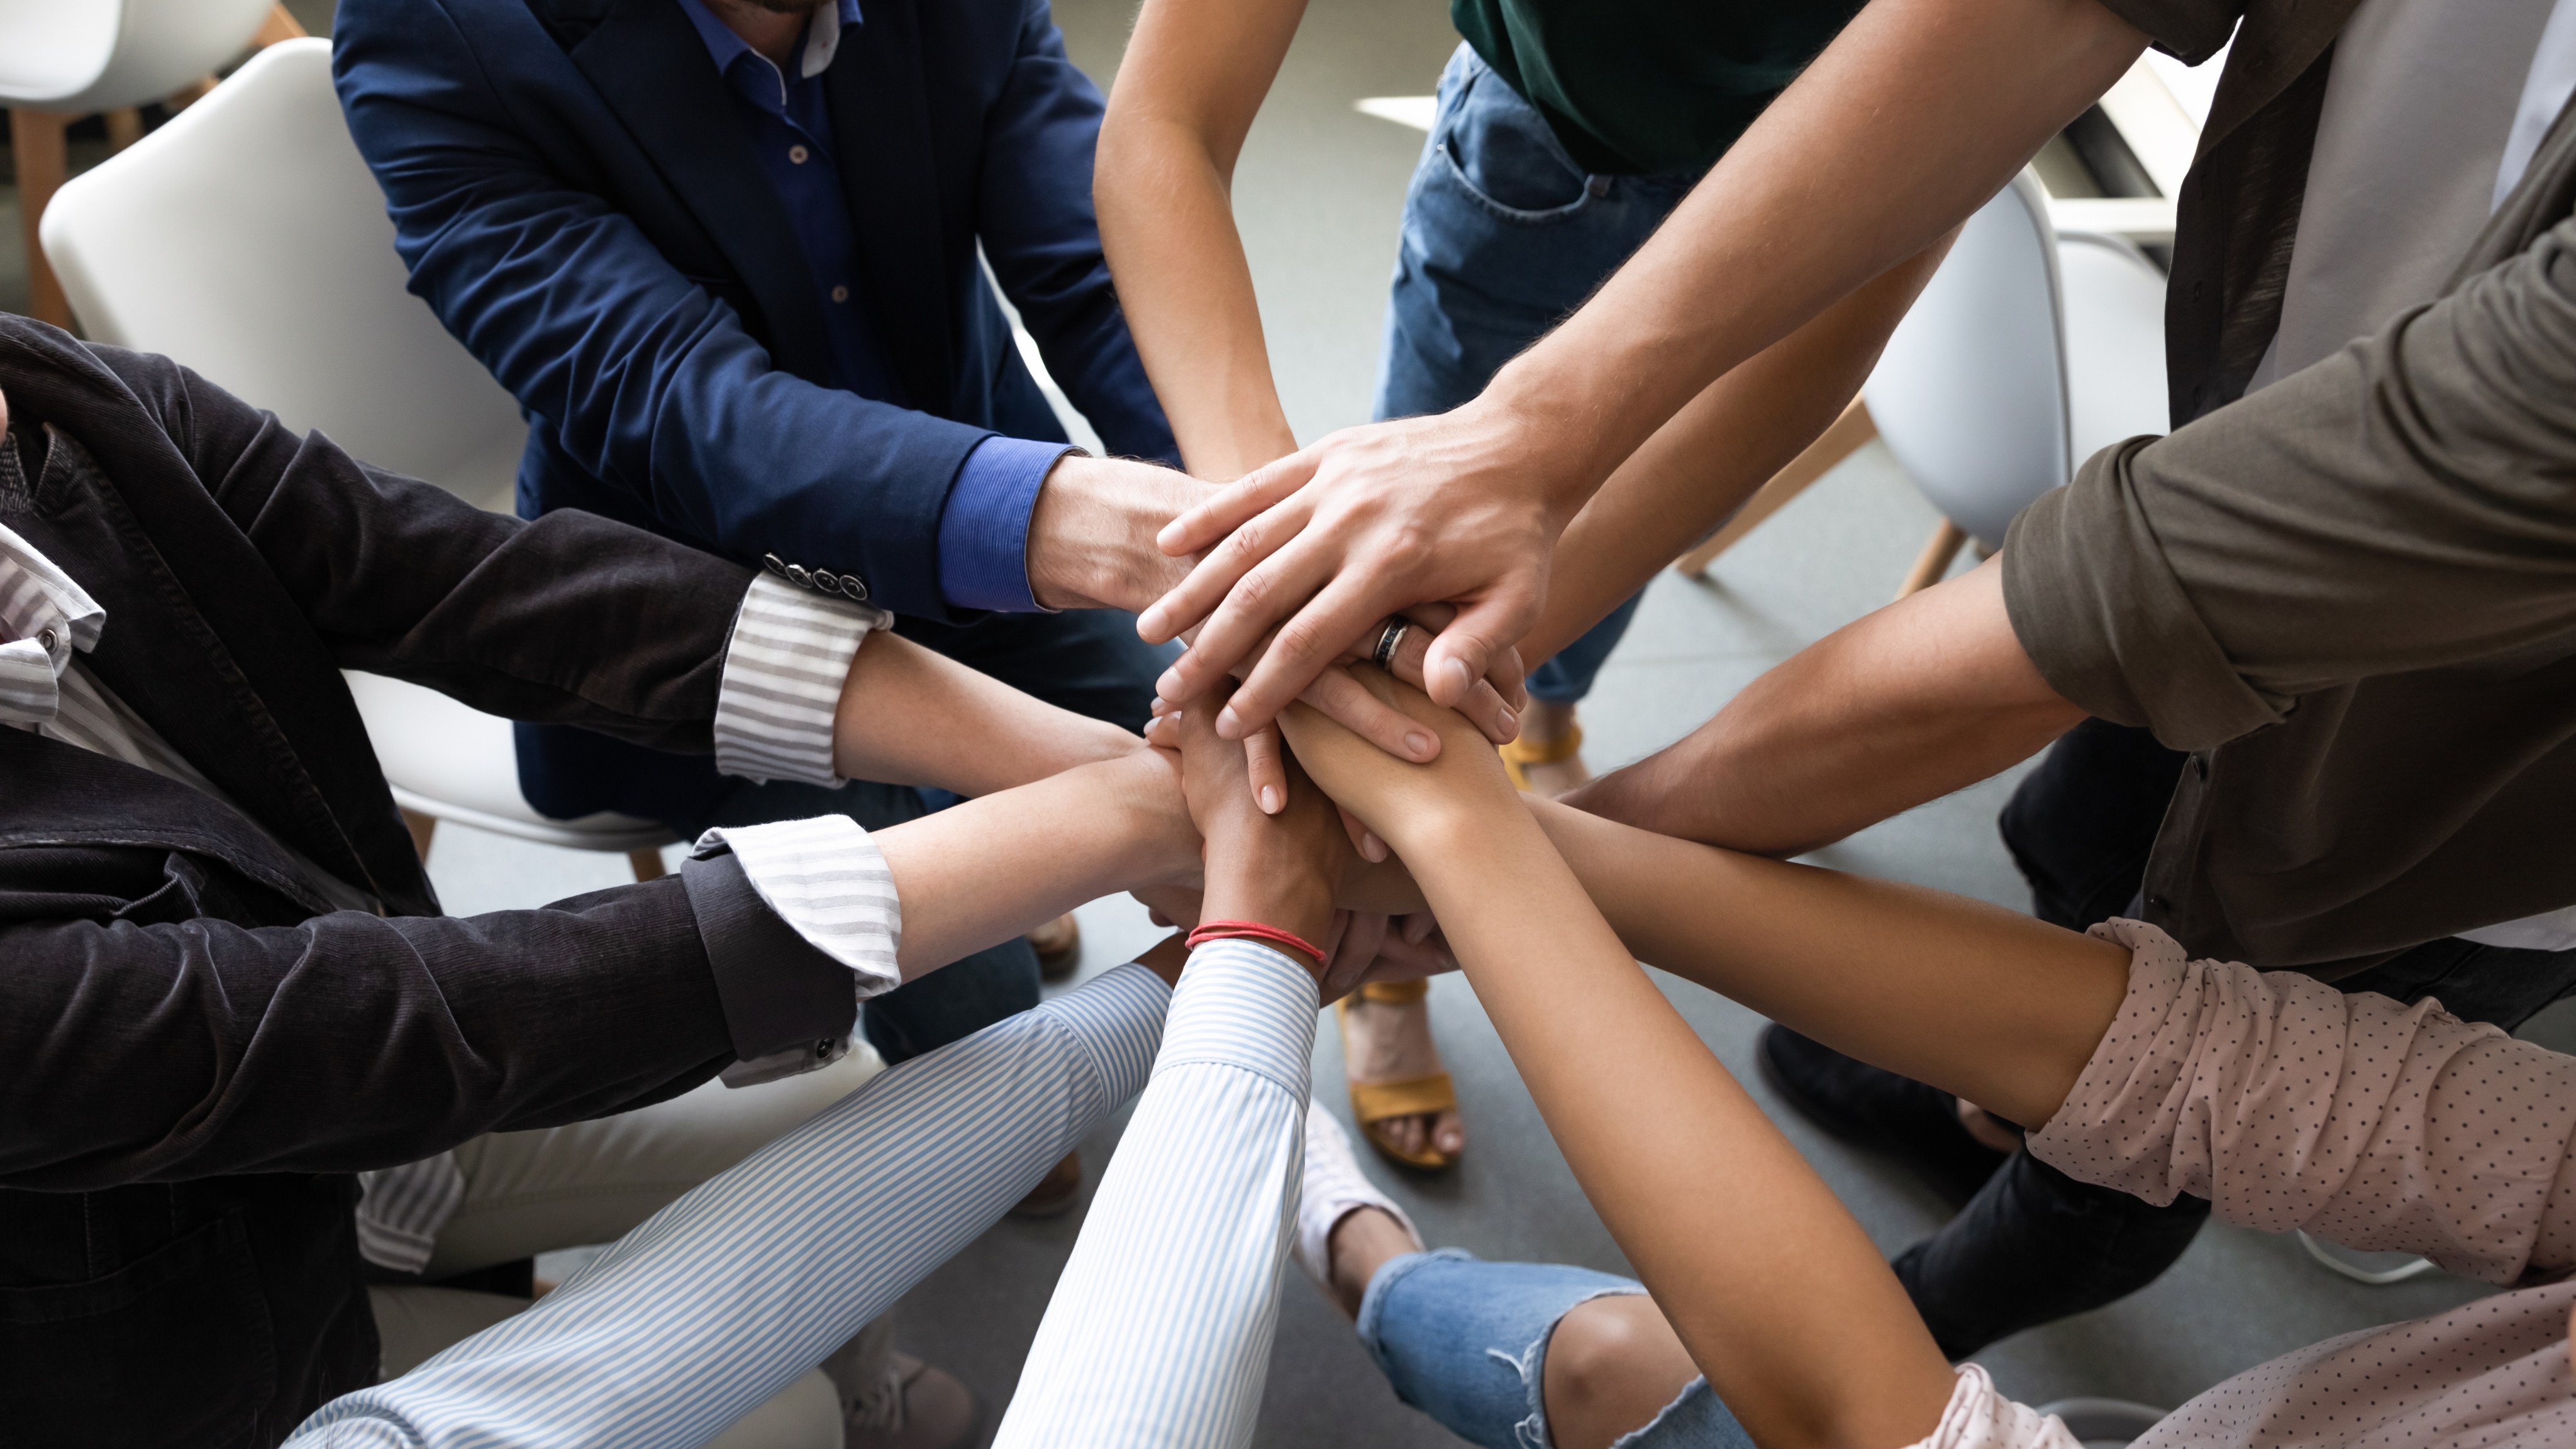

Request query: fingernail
[
  {"left": 1363, "top": 832, "right": 1389, "bottom": 862},
  {"left": 1496, "top": 705, "right": 1518, "bottom": 738},
  {"left": 1258, "top": 786, "right": 1282, "bottom": 814},
  {"left": 1440, "top": 657, "right": 1474, "bottom": 698},
  {"left": 1404, "top": 731, "right": 1434, "bottom": 760},
  {"left": 1155, "top": 669, "right": 1184, "bottom": 699},
  {"left": 1216, "top": 706, "right": 1243, "bottom": 738}
]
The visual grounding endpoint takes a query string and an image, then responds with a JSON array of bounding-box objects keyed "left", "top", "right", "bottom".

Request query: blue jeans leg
[
  {"left": 1374, "top": 45, "right": 1698, "bottom": 703},
  {"left": 1355, "top": 1249, "right": 1752, "bottom": 1449}
]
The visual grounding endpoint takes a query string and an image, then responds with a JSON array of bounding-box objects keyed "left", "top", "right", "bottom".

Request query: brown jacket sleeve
[{"left": 2004, "top": 213, "right": 2576, "bottom": 752}]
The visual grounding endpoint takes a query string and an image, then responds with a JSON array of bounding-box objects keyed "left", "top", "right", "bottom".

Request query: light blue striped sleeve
[
  {"left": 286, "top": 964, "right": 1172, "bottom": 1449},
  {"left": 992, "top": 939, "right": 1320, "bottom": 1449}
]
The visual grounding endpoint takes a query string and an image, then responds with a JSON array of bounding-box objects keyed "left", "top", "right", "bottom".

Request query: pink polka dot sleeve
[{"left": 2025, "top": 919, "right": 2576, "bottom": 1284}]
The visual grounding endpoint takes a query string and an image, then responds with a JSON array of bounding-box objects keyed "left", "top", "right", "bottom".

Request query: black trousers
[{"left": 1906, "top": 719, "right": 2576, "bottom": 1357}]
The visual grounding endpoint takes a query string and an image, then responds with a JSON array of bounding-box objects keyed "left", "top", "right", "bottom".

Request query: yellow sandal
[
  {"left": 1498, "top": 723, "right": 1584, "bottom": 793},
  {"left": 1335, "top": 978, "right": 1460, "bottom": 1172}
]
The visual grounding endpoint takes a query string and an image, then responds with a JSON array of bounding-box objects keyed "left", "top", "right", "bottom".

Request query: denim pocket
[
  {"left": 1431, "top": 60, "right": 1597, "bottom": 224},
  {"left": 0, "top": 1214, "right": 278, "bottom": 1448}
]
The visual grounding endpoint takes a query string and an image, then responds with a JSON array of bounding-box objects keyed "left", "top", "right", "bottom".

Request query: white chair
[
  {"left": 42, "top": 38, "right": 675, "bottom": 880},
  {"left": 1865, "top": 169, "right": 2170, "bottom": 592},
  {"left": 2, "top": 0, "right": 295, "bottom": 328},
  {"left": 1677, "top": 170, "right": 2170, "bottom": 597}
]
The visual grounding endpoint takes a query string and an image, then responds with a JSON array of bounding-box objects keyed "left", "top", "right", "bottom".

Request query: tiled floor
[{"left": 8, "top": 2, "right": 2570, "bottom": 1445}]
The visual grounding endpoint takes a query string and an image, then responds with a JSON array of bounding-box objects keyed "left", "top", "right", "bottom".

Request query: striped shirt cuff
[
  {"left": 691, "top": 815, "right": 901, "bottom": 997},
  {"left": 1160, "top": 939, "right": 1321, "bottom": 1095},
  {"left": 713, "top": 573, "right": 890, "bottom": 787}
]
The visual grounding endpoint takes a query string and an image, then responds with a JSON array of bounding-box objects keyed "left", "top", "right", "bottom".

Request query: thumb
[{"left": 1423, "top": 587, "right": 1540, "bottom": 708}]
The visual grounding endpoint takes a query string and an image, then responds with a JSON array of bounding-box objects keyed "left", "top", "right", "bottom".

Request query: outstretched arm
[
  {"left": 1096, "top": 0, "right": 1310, "bottom": 482},
  {"left": 1563, "top": 558, "right": 2087, "bottom": 855},
  {"left": 1140, "top": 0, "right": 2146, "bottom": 734},
  {"left": 996, "top": 688, "right": 1350, "bottom": 1447},
  {"left": 1280, "top": 681, "right": 1965, "bottom": 1449}
]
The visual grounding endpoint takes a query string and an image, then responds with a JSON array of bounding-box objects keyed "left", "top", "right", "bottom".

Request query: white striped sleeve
[
  {"left": 691, "top": 816, "right": 902, "bottom": 997},
  {"left": 287, "top": 963, "right": 1173, "bottom": 1449},
  {"left": 711, "top": 574, "right": 889, "bottom": 787},
  {"left": 992, "top": 939, "right": 1319, "bottom": 1449}
]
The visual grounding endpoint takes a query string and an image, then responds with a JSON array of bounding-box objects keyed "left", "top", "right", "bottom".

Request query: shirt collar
[
  {"left": 675, "top": 0, "right": 861, "bottom": 100},
  {"left": 0, "top": 431, "right": 104, "bottom": 726}
]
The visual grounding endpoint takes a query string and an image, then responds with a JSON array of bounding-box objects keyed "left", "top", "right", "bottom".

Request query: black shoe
[
  {"left": 1895, "top": 1149, "right": 2210, "bottom": 1358},
  {"left": 1755, "top": 1024, "right": 2011, "bottom": 1208}
]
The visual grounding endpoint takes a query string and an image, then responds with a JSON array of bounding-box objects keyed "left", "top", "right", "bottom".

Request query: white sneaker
[{"left": 1295, "top": 1099, "right": 1423, "bottom": 1285}]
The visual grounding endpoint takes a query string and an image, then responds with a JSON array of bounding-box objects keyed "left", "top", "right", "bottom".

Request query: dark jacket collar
[{"left": 0, "top": 319, "right": 437, "bottom": 916}]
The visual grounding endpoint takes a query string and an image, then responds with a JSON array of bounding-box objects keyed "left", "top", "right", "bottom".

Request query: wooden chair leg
[
  {"left": 1896, "top": 519, "right": 1968, "bottom": 600},
  {"left": 1675, "top": 396, "right": 1879, "bottom": 578},
  {"left": 8, "top": 108, "right": 74, "bottom": 330},
  {"left": 629, "top": 847, "right": 669, "bottom": 882},
  {"left": 401, "top": 808, "right": 439, "bottom": 862},
  {"left": 103, "top": 109, "right": 145, "bottom": 151},
  {"left": 165, "top": 78, "right": 219, "bottom": 113},
  {"left": 253, "top": 4, "right": 309, "bottom": 47}
]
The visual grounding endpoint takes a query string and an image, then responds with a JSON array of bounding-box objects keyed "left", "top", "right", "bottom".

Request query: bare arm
[
  {"left": 1096, "top": 0, "right": 1310, "bottom": 481},
  {"left": 874, "top": 748, "right": 1196, "bottom": 977},
  {"left": 1521, "top": 245, "right": 1950, "bottom": 668},
  {"left": 1279, "top": 684, "right": 1962, "bottom": 1449},
  {"left": 830, "top": 630, "right": 1143, "bottom": 797},
  {"left": 1567, "top": 557, "right": 2087, "bottom": 855},
  {"left": 1145, "top": 0, "right": 2146, "bottom": 734}
]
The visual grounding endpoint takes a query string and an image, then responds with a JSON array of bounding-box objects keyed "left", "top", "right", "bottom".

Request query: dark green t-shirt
[{"left": 1451, "top": 0, "right": 1868, "bottom": 176}]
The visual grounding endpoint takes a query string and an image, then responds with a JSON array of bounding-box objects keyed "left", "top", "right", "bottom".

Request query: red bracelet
[{"left": 1185, "top": 919, "right": 1326, "bottom": 967}]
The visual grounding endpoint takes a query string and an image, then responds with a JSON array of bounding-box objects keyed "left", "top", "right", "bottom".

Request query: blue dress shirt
[{"left": 677, "top": 0, "right": 1063, "bottom": 613}]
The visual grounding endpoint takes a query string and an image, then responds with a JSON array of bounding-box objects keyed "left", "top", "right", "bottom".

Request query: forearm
[
  {"left": 1523, "top": 247, "right": 1946, "bottom": 666},
  {"left": 1523, "top": 797, "right": 2128, "bottom": 1131},
  {"left": 874, "top": 752, "right": 1191, "bottom": 977},
  {"left": 1096, "top": 120, "right": 1299, "bottom": 479},
  {"left": 1396, "top": 804, "right": 1955, "bottom": 1449},
  {"left": 1475, "top": 0, "right": 2143, "bottom": 502},
  {"left": 1568, "top": 559, "right": 2085, "bottom": 853},
  {"left": 1097, "top": 0, "right": 1306, "bottom": 480},
  {"left": 831, "top": 631, "right": 1138, "bottom": 795}
]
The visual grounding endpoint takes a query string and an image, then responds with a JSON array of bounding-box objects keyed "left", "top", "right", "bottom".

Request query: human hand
[
  {"left": 1136, "top": 400, "right": 1574, "bottom": 736},
  {"left": 1274, "top": 667, "right": 1520, "bottom": 857},
  {"left": 1160, "top": 680, "right": 1355, "bottom": 976},
  {"left": 1026, "top": 455, "right": 1219, "bottom": 613},
  {"left": 1158, "top": 606, "right": 1523, "bottom": 838}
]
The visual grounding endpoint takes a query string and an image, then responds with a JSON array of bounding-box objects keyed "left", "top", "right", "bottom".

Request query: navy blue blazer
[{"left": 333, "top": 0, "right": 1176, "bottom": 821}]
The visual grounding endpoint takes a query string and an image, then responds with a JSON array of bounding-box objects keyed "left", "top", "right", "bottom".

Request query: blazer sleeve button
[
  {"left": 839, "top": 574, "right": 869, "bottom": 601},
  {"left": 785, "top": 564, "right": 813, "bottom": 588}
]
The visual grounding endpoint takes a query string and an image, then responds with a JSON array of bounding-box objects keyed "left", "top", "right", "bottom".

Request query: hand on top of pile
[{"left": 1137, "top": 401, "right": 1571, "bottom": 747}]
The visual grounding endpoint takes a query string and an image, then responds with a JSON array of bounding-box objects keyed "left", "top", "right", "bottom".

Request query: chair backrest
[
  {"left": 2053, "top": 230, "right": 2170, "bottom": 466},
  {"left": 40, "top": 38, "right": 526, "bottom": 509},
  {"left": 1863, "top": 170, "right": 2068, "bottom": 553},
  {"left": 0, "top": 0, "right": 274, "bottom": 113}
]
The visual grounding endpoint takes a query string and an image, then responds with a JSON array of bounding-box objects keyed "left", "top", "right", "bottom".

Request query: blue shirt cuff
[{"left": 936, "top": 436, "right": 1072, "bottom": 613}]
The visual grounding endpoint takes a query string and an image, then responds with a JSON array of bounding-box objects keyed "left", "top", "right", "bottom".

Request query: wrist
[
  {"left": 1199, "top": 843, "right": 1336, "bottom": 958},
  {"left": 1026, "top": 457, "right": 1201, "bottom": 611},
  {"left": 1462, "top": 378, "right": 1603, "bottom": 531}
]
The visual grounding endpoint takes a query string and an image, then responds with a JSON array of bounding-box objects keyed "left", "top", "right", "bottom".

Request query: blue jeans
[
  {"left": 1357, "top": 1250, "right": 1753, "bottom": 1449},
  {"left": 1375, "top": 46, "right": 1701, "bottom": 704}
]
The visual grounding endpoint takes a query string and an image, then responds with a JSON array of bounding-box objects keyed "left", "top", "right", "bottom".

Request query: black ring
[{"left": 1372, "top": 618, "right": 1409, "bottom": 672}]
